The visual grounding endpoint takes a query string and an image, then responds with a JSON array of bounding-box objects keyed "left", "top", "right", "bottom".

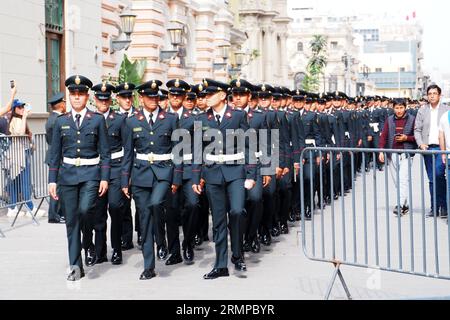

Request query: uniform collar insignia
[{"left": 86, "top": 112, "right": 92, "bottom": 119}]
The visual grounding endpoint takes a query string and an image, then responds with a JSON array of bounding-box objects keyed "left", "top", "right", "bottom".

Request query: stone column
[
  {"left": 192, "top": 1, "right": 218, "bottom": 82},
  {"left": 279, "top": 32, "right": 288, "bottom": 86},
  {"left": 127, "top": 0, "right": 166, "bottom": 81},
  {"left": 263, "top": 26, "right": 273, "bottom": 83}
]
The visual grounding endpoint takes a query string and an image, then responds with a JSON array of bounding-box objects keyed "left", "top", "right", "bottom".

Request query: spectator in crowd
[
  {"left": 438, "top": 104, "right": 450, "bottom": 221},
  {"left": 6, "top": 98, "right": 35, "bottom": 217},
  {"left": 414, "top": 84, "right": 450, "bottom": 217},
  {"left": 45, "top": 92, "right": 66, "bottom": 223},
  {"left": 0, "top": 85, "right": 16, "bottom": 119},
  {"left": 379, "top": 98, "right": 417, "bottom": 215}
]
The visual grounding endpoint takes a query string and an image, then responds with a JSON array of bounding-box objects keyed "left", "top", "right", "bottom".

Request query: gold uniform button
[
  {"left": 77, "top": 140, "right": 81, "bottom": 144},
  {"left": 77, "top": 149, "right": 81, "bottom": 152},
  {"left": 77, "top": 132, "right": 80, "bottom": 135},
  {"left": 150, "top": 132, "right": 154, "bottom": 135},
  {"left": 150, "top": 142, "right": 154, "bottom": 145}
]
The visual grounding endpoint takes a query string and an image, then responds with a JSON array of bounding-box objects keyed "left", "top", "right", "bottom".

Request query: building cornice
[
  {"left": 230, "top": 27, "right": 247, "bottom": 44},
  {"left": 190, "top": 0, "right": 219, "bottom": 15}
]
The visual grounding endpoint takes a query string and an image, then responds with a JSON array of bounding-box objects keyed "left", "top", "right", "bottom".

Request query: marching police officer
[
  {"left": 80, "top": 82, "right": 117, "bottom": 266},
  {"left": 115, "top": 82, "right": 141, "bottom": 250},
  {"left": 231, "top": 78, "right": 270, "bottom": 254},
  {"left": 257, "top": 84, "right": 282, "bottom": 246},
  {"left": 164, "top": 79, "right": 198, "bottom": 265},
  {"left": 121, "top": 80, "right": 182, "bottom": 280},
  {"left": 87, "top": 82, "right": 128, "bottom": 265},
  {"left": 192, "top": 79, "right": 257, "bottom": 279},
  {"left": 300, "top": 93, "right": 322, "bottom": 219},
  {"left": 45, "top": 92, "right": 66, "bottom": 224},
  {"left": 48, "top": 75, "right": 110, "bottom": 281},
  {"left": 191, "top": 83, "right": 211, "bottom": 246}
]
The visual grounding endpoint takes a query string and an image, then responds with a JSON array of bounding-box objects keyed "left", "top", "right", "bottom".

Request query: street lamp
[
  {"left": 362, "top": 65, "right": 369, "bottom": 79},
  {"left": 160, "top": 22, "right": 185, "bottom": 61},
  {"left": 234, "top": 51, "right": 245, "bottom": 67},
  {"left": 219, "top": 44, "right": 231, "bottom": 61},
  {"left": 110, "top": 9, "right": 137, "bottom": 53},
  {"left": 167, "top": 23, "right": 184, "bottom": 47}
]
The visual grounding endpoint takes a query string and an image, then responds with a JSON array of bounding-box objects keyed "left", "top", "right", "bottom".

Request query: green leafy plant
[
  {"left": 106, "top": 55, "right": 147, "bottom": 110},
  {"left": 118, "top": 54, "right": 147, "bottom": 85},
  {"left": 302, "top": 35, "right": 328, "bottom": 92}
]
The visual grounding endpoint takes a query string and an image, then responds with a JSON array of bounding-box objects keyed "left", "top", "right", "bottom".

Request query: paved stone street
[{"left": 1, "top": 184, "right": 450, "bottom": 300}]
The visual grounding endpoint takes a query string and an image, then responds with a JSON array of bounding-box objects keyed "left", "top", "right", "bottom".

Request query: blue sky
[{"left": 287, "top": 0, "right": 449, "bottom": 82}]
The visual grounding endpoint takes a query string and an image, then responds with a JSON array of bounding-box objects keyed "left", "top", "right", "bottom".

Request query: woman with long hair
[{"left": 6, "top": 99, "right": 34, "bottom": 217}]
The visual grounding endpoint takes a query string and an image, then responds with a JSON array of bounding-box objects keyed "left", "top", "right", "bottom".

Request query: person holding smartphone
[
  {"left": 378, "top": 98, "right": 417, "bottom": 216},
  {"left": 6, "top": 98, "right": 35, "bottom": 217},
  {"left": 0, "top": 82, "right": 17, "bottom": 120}
]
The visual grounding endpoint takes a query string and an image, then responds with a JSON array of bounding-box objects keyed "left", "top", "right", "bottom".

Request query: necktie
[
  {"left": 75, "top": 114, "right": 81, "bottom": 129},
  {"left": 216, "top": 114, "right": 221, "bottom": 126},
  {"left": 149, "top": 114, "right": 154, "bottom": 127},
  {"left": 124, "top": 112, "right": 129, "bottom": 118}
]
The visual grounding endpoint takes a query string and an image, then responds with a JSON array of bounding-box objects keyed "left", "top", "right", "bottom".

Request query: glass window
[
  {"left": 45, "top": 0, "right": 63, "bottom": 32},
  {"left": 297, "top": 42, "right": 303, "bottom": 52},
  {"left": 45, "top": 0, "right": 65, "bottom": 108},
  {"left": 329, "top": 75, "right": 338, "bottom": 92}
]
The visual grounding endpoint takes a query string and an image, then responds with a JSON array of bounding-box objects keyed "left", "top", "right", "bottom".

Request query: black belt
[{"left": 428, "top": 144, "right": 440, "bottom": 148}]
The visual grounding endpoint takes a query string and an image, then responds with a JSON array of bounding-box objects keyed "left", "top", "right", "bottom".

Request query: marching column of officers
[{"left": 46, "top": 74, "right": 422, "bottom": 281}]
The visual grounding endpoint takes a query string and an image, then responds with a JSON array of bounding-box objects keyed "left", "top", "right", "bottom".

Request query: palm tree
[{"left": 302, "top": 35, "right": 328, "bottom": 92}]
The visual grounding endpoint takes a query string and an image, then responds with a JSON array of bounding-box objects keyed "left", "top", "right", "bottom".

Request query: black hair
[{"left": 427, "top": 84, "right": 442, "bottom": 95}]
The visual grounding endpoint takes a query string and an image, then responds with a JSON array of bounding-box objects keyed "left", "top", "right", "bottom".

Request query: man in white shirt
[
  {"left": 438, "top": 108, "right": 450, "bottom": 221},
  {"left": 415, "top": 84, "right": 449, "bottom": 217}
]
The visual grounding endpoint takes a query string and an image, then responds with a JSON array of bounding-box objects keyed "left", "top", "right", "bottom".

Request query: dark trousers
[
  {"left": 59, "top": 181, "right": 99, "bottom": 270},
  {"left": 367, "top": 134, "right": 381, "bottom": 168},
  {"left": 278, "top": 171, "right": 292, "bottom": 226},
  {"left": 85, "top": 178, "right": 126, "bottom": 253},
  {"left": 48, "top": 185, "right": 63, "bottom": 221},
  {"left": 260, "top": 177, "right": 276, "bottom": 236},
  {"left": 108, "top": 178, "right": 127, "bottom": 251},
  {"left": 424, "top": 146, "right": 447, "bottom": 211},
  {"left": 122, "top": 194, "right": 142, "bottom": 245},
  {"left": 206, "top": 179, "right": 246, "bottom": 269},
  {"left": 83, "top": 191, "right": 108, "bottom": 258},
  {"left": 244, "top": 173, "right": 263, "bottom": 241},
  {"left": 133, "top": 181, "right": 170, "bottom": 270},
  {"left": 196, "top": 192, "right": 210, "bottom": 239},
  {"left": 122, "top": 200, "right": 133, "bottom": 244},
  {"left": 166, "top": 179, "right": 199, "bottom": 255},
  {"left": 303, "top": 159, "right": 318, "bottom": 211}
]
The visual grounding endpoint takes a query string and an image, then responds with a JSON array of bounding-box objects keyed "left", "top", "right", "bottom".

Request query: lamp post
[
  {"left": 341, "top": 53, "right": 355, "bottom": 95},
  {"left": 159, "top": 22, "right": 185, "bottom": 61},
  {"left": 219, "top": 44, "right": 231, "bottom": 62},
  {"left": 110, "top": 9, "right": 137, "bottom": 53}
]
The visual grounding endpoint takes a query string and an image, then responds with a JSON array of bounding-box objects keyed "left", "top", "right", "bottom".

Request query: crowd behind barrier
[{"left": 300, "top": 147, "right": 450, "bottom": 299}]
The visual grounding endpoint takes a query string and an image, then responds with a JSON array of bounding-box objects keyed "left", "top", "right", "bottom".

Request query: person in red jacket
[{"left": 379, "top": 98, "right": 417, "bottom": 215}]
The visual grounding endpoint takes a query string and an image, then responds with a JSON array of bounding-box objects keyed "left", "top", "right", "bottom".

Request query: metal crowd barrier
[
  {"left": 30, "top": 133, "right": 50, "bottom": 216},
  {"left": 299, "top": 147, "right": 450, "bottom": 299},
  {"left": 0, "top": 135, "right": 40, "bottom": 234}
]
